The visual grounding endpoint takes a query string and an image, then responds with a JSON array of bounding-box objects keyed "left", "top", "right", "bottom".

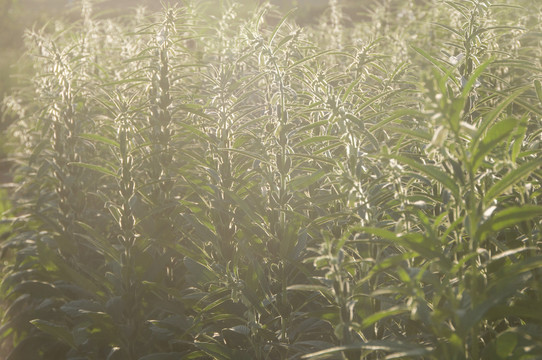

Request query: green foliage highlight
[{"left": 1, "top": 0, "right": 542, "bottom": 359}]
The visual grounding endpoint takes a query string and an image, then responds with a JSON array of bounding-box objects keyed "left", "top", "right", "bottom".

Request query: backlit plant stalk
[
  {"left": 145, "top": 9, "right": 179, "bottom": 291},
  {"left": 256, "top": 29, "right": 298, "bottom": 344},
  {"left": 209, "top": 64, "right": 238, "bottom": 261},
  {"left": 198, "top": 5, "right": 243, "bottom": 262},
  {"left": 47, "top": 41, "right": 87, "bottom": 256},
  {"left": 148, "top": 9, "right": 176, "bottom": 202},
  {"left": 115, "top": 116, "right": 142, "bottom": 360}
]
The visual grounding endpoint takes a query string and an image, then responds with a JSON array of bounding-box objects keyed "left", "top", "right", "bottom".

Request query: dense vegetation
[{"left": 1, "top": 0, "right": 541, "bottom": 359}]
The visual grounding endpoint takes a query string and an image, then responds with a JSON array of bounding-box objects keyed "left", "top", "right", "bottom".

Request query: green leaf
[
  {"left": 461, "top": 58, "right": 492, "bottom": 97},
  {"left": 270, "top": 8, "right": 296, "bottom": 46},
  {"left": 457, "top": 257, "right": 541, "bottom": 337},
  {"left": 344, "top": 114, "right": 381, "bottom": 149},
  {"left": 354, "top": 90, "right": 397, "bottom": 114},
  {"left": 473, "top": 87, "right": 527, "bottom": 151},
  {"left": 138, "top": 353, "right": 186, "bottom": 360},
  {"left": 369, "top": 109, "right": 421, "bottom": 132},
  {"left": 218, "top": 148, "right": 270, "bottom": 164},
  {"left": 498, "top": 255, "right": 542, "bottom": 278},
  {"left": 471, "top": 117, "right": 517, "bottom": 171},
  {"left": 177, "top": 104, "right": 213, "bottom": 121},
  {"left": 360, "top": 306, "right": 409, "bottom": 329},
  {"left": 78, "top": 133, "right": 119, "bottom": 148},
  {"left": 386, "top": 126, "right": 432, "bottom": 142},
  {"left": 484, "top": 158, "right": 542, "bottom": 205},
  {"left": 275, "top": 34, "right": 294, "bottom": 50},
  {"left": 183, "top": 257, "right": 218, "bottom": 285},
  {"left": 410, "top": 45, "right": 459, "bottom": 87},
  {"left": 75, "top": 221, "right": 119, "bottom": 261},
  {"left": 288, "top": 170, "right": 326, "bottom": 191},
  {"left": 469, "top": 26, "right": 525, "bottom": 41},
  {"left": 8, "top": 281, "right": 58, "bottom": 300},
  {"left": 296, "top": 135, "right": 338, "bottom": 148},
  {"left": 358, "top": 228, "right": 449, "bottom": 268},
  {"left": 488, "top": 299, "right": 542, "bottom": 322},
  {"left": 287, "top": 284, "right": 331, "bottom": 293},
  {"left": 67, "top": 162, "right": 119, "bottom": 178},
  {"left": 223, "top": 189, "right": 261, "bottom": 224},
  {"left": 194, "top": 342, "right": 233, "bottom": 360},
  {"left": 535, "top": 79, "right": 542, "bottom": 104},
  {"left": 60, "top": 299, "right": 104, "bottom": 318},
  {"left": 511, "top": 114, "right": 528, "bottom": 163},
  {"left": 36, "top": 240, "right": 104, "bottom": 299},
  {"left": 301, "top": 341, "right": 432, "bottom": 359},
  {"left": 360, "top": 252, "right": 418, "bottom": 283},
  {"left": 30, "top": 319, "right": 76, "bottom": 349},
  {"left": 5, "top": 334, "right": 55, "bottom": 360},
  {"left": 480, "top": 205, "right": 542, "bottom": 236},
  {"left": 287, "top": 50, "right": 335, "bottom": 70},
  {"left": 457, "top": 287, "right": 515, "bottom": 337},
  {"left": 431, "top": 22, "right": 462, "bottom": 37},
  {"left": 142, "top": 281, "right": 185, "bottom": 300},
  {"left": 222, "top": 325, "right": 250, "bottom": 348},
  {"left": 177, "top": 122, "right": 211, "bottom": 142},
  {"left": 496, "top": 332, "right": 518, "bottom": 358},
  {"left": 392, "top": 155, "right": 460, "bottom": 201},
  {"left": 358, "top": 227, "right": 399, "bottom": 241}
]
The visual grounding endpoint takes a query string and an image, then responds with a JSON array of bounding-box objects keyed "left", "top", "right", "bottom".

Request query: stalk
[
  {"left": 48, "top": 41, "right": 86, "bottom": 257},
  {"left": 117, "top": 119, "right": 139, "bottom": 360},
  {"left": 148, "top": 10, "right": 175, "bottom": 202},
  {"left": 146, "top": 8, "right": 178, "bottom": 290}
]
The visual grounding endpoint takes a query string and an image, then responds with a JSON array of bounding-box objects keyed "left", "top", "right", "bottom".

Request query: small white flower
[
  {"left": 460, "top": 76, "right": 481, "bottom": 89},
  {"left": 156, "top": 28, "right": 167, "bottom": 46},
  {"left": 449, "top": 53, "right": 464, "bottom": 65}
]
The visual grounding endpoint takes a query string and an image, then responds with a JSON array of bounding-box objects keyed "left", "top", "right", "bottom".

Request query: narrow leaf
[
  {"left": 30, "top": 319, "right": 76, "bottom": 349},
  {"left": 287, "top": 50, "right": 335, "bottom": 70},
  {"left": 270, "top": 8, "right": 296, "bottom": 46},
  {"left": 302, "top": 341, "right": 431, "bottom": 359},
  {"left": 471, "top": 117, "right": 517, "bottom": 171},
  {"left": 287, "top": 284, "right": 331, "bottom": 293},
  {"left": 369, "top": 109, "right": 421, "bottom": 132},
  {"left": 461, "top": 58, "right": 492, "bottom": 97},
  {"left": 473, "top": 87, "right": 527, "bottom": 150},
  {"left": 68, "top": 162, "right": 118, "bottom": 178},
  {"left": 410, "top": 45, "right": 459, "bottom": 87},
  {"left": 79, "top": 133, "right": 119, "bottom": 148},
  {"left": 138, "top": 353, "right": 185, "bottom": 360},
  {"left": 535, "top": 80, "right": 542, "bottom": 104},
  {"left": 184, "top": 257, "right": 217, "bottom": 284},
  {"left": 386, "top": 126, "right": 432, "bottom": 142},
  {"left": 361, "top": 306, "right": 409, "bottom": 329},
  {"left": 289, "top": 170, "right": 326, "bottom": 191},
  {"left": 484, "top": 158, "right": 542, "bottom": 205},
  {"left": 194, "top": 342, "right": 233, "bottom": 360},
  {"left": 511, "top": 114, "right": 528, "bottom": 163},
  {"left": 480, "top": 205, "right": 542, "bottom": 235},
  {"left": 392, "top": 155, "right": 460, "bottom": 201},
  {"left": 296, "top": 135, "right": 338, "bottom": 147}
]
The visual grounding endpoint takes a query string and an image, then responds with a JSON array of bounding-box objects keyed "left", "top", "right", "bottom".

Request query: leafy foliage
[{"left": 1, "top": 0, "right": 542, "bottom": 359}]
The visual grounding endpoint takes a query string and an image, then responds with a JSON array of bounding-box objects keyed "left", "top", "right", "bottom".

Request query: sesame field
[{"left": 1, "top": 0, "right": 542, "bottom": 359}]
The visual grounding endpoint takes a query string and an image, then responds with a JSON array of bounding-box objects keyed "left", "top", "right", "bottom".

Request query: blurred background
[{"left": 0, "top": 0, "right": 334, "bottom": 102}]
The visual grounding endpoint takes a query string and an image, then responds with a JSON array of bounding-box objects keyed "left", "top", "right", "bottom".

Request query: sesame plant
[{"left": 1, "top": 0, "right": 541, "bottom": 359}]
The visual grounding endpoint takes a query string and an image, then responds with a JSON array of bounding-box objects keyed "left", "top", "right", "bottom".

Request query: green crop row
[{"left": 1, "top": 0, "right": 541, "bottom": 359}]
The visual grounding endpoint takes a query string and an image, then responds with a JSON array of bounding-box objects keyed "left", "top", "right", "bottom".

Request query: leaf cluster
[{"left": 1, "top": 0, "right": 542, "bottom": 359}]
